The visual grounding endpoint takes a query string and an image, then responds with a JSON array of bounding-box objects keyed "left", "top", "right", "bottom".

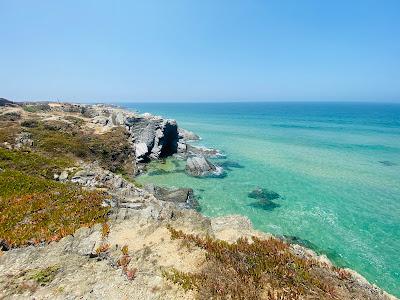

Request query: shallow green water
[{"left": 125, "top": 102, "right": 400, "bottom": 296}]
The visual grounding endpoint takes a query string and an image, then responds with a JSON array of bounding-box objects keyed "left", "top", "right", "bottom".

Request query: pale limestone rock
[
  {"left": 185, "top": 156, "right": 221, "bottom": 177},
  {"left": 59, "top": 170, "right": 68, "bottom": 181},
  {"left": 135, "top": 142, "right": 148, "bottom": 159}
]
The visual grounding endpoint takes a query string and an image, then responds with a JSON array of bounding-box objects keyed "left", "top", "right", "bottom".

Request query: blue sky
[{"left": 0, "top": 0, "right": 399, "bottom": 102}]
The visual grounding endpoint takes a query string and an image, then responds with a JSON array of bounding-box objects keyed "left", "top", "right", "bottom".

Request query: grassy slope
[
  {"left": 0, "top": 113, "right": 123, "bottom": 248},
  {"left": 0, "top": 149, "right": 109, "bottom": 247}
]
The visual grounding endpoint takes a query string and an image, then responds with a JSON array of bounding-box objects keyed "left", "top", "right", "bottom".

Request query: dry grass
[
  {"left": 101, "top": 223, "right": 110, "bottom": 238},
  {"left": 164, "top": 226, "right": 337, "bottom": 300},
  {"left": 0, "top": 121, "right": 21, "bottom": 144},
  {"left": 96, "top": 243, "right": 111, "bottom": 255}
]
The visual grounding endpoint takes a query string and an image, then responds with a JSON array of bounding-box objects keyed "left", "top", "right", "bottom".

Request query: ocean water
[{"left": 123, "top": 102, "right": 400, "bottom": 296}]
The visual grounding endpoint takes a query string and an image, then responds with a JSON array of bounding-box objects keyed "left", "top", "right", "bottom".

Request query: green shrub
[
  {"left": 22, "top": 104, "right": 50, "bottom": 113},
  {"left": 0, "top": 148, "right": 73, "bottom": 179},
  {"left": 26, "top": 123, "right": 133, "bottom": 173},
  {"left": 30, "top": 265, "right": 60, "bottom": 286},
  {"left": 0, "top": 112, "right": 21, "bottom": 122},
  {"left": 21, "top": 119, "right": 39, "bottom": 128}
]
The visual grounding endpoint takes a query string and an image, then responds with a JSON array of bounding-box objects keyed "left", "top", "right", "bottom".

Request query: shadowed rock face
[
  {"left": 127, "top": 117, "right": 179, "bottom": 162},
  {"left": 159, "top": 121, "right": 179, "bottom": 158}
]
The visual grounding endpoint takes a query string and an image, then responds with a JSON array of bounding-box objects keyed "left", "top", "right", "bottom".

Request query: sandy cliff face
[{"left": 0, "top": 101, "right": 397, "bottom": 300}]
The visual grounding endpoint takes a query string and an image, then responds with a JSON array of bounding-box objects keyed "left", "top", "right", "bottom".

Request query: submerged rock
[
  {"left": 248, "top": 188, "right": 282, "bottom": 211},
  {"left": 220, "top": 160, "right": 244, "bottom": 170},
  {"left": 185, "top": 156, "right": 222, "bottom": 177},
  {"left": 379, "top": 160, "right": 397, "bottom": 166},
  {"left": 248, "top": 188, "right": 281, "bottom": 201},
  {"left": 248, "top": 200, "right": 280, "bottom": 211}
]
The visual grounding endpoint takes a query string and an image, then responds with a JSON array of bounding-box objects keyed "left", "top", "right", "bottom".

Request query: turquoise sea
[{"left": 124, "top": 102, "right": 400, "bottom": 296}]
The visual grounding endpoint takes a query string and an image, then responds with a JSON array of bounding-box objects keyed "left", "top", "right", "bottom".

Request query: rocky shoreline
[{"left": 0, "top": 100, "right": 397, "bottom": 299}]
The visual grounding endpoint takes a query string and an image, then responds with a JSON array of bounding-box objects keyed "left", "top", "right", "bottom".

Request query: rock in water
[
  {"left": 185, "top": 156, "right": 220, "bottom": 177},
  {"left": 379, "top": 160, "right": 397, "bottom": 166},
  {"left": 186, "top": 144, "right": 221, "bottom": 158},
  {"left": 178, "top": 128, "right": 200, "bottom": 141}
]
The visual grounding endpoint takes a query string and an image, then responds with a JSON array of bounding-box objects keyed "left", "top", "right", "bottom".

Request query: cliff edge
[{"left": 0, "top": 101, "right": 396, "bottom": 299}]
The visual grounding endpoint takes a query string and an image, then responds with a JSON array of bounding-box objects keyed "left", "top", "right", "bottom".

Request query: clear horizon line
[{"left": 6, "top": 98, "right": 400, "bottom": 104}]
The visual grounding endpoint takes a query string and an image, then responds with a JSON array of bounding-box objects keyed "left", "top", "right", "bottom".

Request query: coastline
[{"left": 0, "top": 100, "right": 397, "bottom": 299}]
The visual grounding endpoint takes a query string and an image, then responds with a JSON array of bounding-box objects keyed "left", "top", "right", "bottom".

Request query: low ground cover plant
[{"left": 164, "top": 226, "right": 337, "bottom": 300}]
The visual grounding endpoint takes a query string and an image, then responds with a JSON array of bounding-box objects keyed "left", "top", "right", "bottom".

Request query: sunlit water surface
[{"left": 121, "top": 102, "right": 400, "bottom": 296}]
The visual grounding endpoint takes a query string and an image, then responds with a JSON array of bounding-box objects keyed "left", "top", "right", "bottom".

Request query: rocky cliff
[{"left": 0, "top": 101, "right": 396, "bottom": 300}]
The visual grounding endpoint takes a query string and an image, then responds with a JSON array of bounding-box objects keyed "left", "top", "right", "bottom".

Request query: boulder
[
  {"left": 185, "top": 156, "right": 219, "bottom": 177},
  {"left": 145, "top": 185, "right": 198, "bottom": 209},
  {"left": 59, "top": 170, "right": 69, "bottom": 181},
  {"left": 154, "top": 186, "right": 192, "bottom": 203},
  {"left": 178, "top": 128, "right": 200, "bottom": 141},
  {"left": 71, "top": 170, "right": 97, "bottom": 186}
]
